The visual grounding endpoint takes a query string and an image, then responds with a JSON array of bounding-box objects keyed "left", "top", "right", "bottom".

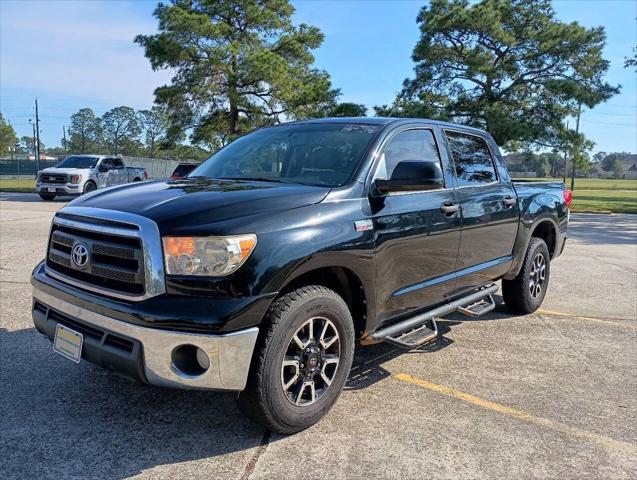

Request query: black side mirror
[{"left": 372, "top": 160, "right": 444, "bottom": 196}]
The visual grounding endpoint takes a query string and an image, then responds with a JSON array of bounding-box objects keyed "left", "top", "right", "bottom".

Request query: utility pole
[
  {"left": 562, "top": 120, "right": 569, "bottom": 184},
  {"left": 570, "top": 102, "right": 581, "bottom": 191},
  {"left": 34, "top": 98, "right": 41, "bottom": 173},
  {"left": 63, "top": 126, "right": 68, "bottom": 154},
  {"left": 31, "top": 122, "right": 37, "bottom": 158}
]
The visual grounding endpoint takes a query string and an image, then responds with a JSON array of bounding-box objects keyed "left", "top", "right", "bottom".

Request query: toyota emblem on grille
[{"left": 71, "top": 243, "right": 89, "bottom": 269}]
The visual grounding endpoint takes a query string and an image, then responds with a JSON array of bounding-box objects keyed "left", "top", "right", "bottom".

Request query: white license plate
[
  {"left": 53, "top": 324, "right": 83, "bottom": 363},
  {"left": 47, "top": 187, "right": 56, "bottom": 192}
]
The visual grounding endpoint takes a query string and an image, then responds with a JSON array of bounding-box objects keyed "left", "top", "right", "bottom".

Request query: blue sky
[{"left": 1, "top": 0, "right": 635, "bottom": 154}]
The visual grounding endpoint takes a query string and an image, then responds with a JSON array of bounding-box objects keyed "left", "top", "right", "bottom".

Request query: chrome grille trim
[{"left": 45, "top": 206, "right": 166, "bottom": 301}]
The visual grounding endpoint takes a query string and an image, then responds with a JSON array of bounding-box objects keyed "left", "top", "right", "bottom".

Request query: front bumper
[
  {"left": 36, "top": 183, "right": 82, "bottom": 195},
  {"left": 32, "top": 284, "right": 259, "bottom": 391}
]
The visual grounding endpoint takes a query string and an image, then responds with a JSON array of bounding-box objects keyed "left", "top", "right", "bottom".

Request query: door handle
[
  {"left": 503, "top": 196, "right": 517, "bottom": 207},
  {"left": 440, "top": 202, "right": 460, "bottom": 215}
]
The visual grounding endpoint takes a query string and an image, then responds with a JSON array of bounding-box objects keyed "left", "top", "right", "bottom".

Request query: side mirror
[{"left": 372, "top": 160, "right": 444, "bottom": 196}]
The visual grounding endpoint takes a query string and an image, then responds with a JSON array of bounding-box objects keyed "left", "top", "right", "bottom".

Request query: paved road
[{"left": 1, "top": 193, "right": 636, "bottom": 479}]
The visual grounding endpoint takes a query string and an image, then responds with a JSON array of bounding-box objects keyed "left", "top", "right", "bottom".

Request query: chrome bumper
[
  {"left": 32, "top": 286, "right": 259, "bottom": 391},
  {"left": 36, "top": 183, "right": 81, "bottom": 194}
]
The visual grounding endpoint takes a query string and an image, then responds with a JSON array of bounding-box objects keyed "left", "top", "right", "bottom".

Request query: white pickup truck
[{"left": 36, "top": 155, "right": 147, "bottom": 201}]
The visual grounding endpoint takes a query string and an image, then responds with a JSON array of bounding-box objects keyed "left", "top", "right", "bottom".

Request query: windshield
[
  {"left": 57, "top": 156, "right": 99, "bottom": 169},
  {"left": 190, "top": 123, "right": 381, "bottom": 187}
]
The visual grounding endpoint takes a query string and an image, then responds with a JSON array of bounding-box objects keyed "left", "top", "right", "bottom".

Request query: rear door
[
  {"left": 371, "top": 127, "right": 461, "bottom": 324},
  {"left": 443, "top": 129, "right": 519, "bottom": 293}
]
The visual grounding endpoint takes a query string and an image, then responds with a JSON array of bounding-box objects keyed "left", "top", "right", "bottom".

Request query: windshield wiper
[{"left": 218, "top": 176, "right": 296, "bottom": 184}]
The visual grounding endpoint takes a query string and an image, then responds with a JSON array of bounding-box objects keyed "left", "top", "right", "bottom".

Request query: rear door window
[{"left": 445, "top": 131, "right": 497, "bottom": 187}]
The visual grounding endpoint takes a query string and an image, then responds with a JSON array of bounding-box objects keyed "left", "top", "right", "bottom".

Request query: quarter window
[
  {"left": 445, "top": 131, "right": 497, "bottom": 186},
  {"left": 378, "top": 129, "right": 442, "bottom": 181}
]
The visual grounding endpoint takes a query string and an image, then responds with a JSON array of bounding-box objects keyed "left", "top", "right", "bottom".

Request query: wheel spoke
[
  {"left": 323, "top": 354, "right": 340, "bottom": 367},
  {"left": 319, "top": 321, "right": 339, "bottom": 350},
  {"left": 307, "top": 317, "right": 315, "bottom": 343},
  {"left": 292, "top": 333, "right": 306, "bottom": 350}
]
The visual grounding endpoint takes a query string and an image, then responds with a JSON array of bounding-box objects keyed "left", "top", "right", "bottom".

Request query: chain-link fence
[{"left": 0, "top": 156, "right": 187, "bottom": 180}]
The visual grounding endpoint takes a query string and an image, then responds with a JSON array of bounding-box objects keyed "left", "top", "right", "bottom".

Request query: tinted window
[
  {"left": 377, "top": 129, "right": 442, "bottom": 180},
  {"left": 112, "top": 158, "right": 124, "bottom": 169},
  {"left": 445, "top": 131, "right": 497, "bottom": 186},
  {"left": 56, "top": 156, "right": 99, "bottom": 169},
  {"left": 173, "top": 164, "right": 198, "bottom": 177},
  {"left": 191, "top": 123, "right": 380, "bottom": 187}
]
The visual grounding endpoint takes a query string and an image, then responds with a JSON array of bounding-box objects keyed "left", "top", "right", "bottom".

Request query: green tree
[
  {"left": 601, "top": 152, "right": 630, "bottom": 172},
  {"left": 330, "top": 102, "right": 367, "bottom": 117},
  {"left": 379, "top": 0, "right": 618, "bottom": 148},
  {"left": 608, "top": 158, "right": 625, "bottom": 178},
  {"left": 625, "top": 47, "right": 637, "bottom": 71},
  {"left": 138, "top": 106, "right": 169, "bottom": 157},
  {"left": 0, "top": 113, "right": 17, "bottom": 155},
  {"left": 136, "top": 0, "right": 338, "bottom": 148},
  {"left": 101, "top": 106, "right": 141, "bottom": 154},
  {"left": 68, "top": 108, "right": 102, "bottom": 153},
  {"left": 17, "top": 136, "right": 45, "bottom": 154}
]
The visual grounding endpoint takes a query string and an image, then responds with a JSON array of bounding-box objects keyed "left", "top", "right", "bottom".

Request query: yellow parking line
[
  {"left": 394, "top": 373, "right": 637, "bottom": 456},
  {"left": 537, "top": 309, "right": 637, "bottom": 328}
]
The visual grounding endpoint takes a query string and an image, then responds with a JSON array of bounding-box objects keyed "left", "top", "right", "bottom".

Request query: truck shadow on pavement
[
  {"left": 2, "top": 303, "right": 521, "bottom": 479},
  {"left": 1, "top": 327, "right": 268, "bottom": 479}
]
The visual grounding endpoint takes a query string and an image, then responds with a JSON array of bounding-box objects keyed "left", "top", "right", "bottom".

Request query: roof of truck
[{"left": 284, "top": 117, "right": 487, "bottom": 134}]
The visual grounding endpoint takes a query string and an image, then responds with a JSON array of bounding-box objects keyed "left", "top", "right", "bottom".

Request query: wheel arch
[
  {"left": 530, "top": 219, "right": 557, "bottom": 257},
  {"left": 277, "top": 265, "right": 370, "bottom": 338}
]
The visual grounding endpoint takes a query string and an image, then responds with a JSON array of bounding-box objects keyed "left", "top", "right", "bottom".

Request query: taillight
[
  {"left": 563, "top": 189, "right": 573, "bottom": 208},
  {"left": 144, "top": 170, "right": 148, "bottom": 179}
]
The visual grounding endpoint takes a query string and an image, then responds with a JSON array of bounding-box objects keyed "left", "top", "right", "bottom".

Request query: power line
[{"left": 580, "top": 119, "right": 636, "bottom": 126}]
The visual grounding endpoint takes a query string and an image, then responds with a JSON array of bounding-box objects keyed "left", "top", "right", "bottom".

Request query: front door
[
  {"left": 110, "top": 158, "right": 127, "bottom": 185},
  {"left": 372, "top": 127, "right": 461, "bottom": 324},
  {"left": 443, "top": 129, "right": 519, "bottom": 293}
]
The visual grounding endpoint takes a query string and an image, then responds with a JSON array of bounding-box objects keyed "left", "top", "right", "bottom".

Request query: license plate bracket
[
  {"left": 53, "top": 324, "right": 83, "bottom": 363},
  {"left": 47, "top": 187, "right": 56, "bottom": 192}
]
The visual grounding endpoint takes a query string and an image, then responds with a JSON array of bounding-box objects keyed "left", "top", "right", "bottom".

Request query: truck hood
[
  {"left": 70, "top": 177, "right": 330, "bottom": 231},
  {"left": 39, "top": 167, "right": 91, "bottom": 176}
]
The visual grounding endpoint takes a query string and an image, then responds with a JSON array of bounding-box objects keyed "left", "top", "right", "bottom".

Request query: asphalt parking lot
[{"left": 1, "top": 192, "right": 636, "bottom": 479}]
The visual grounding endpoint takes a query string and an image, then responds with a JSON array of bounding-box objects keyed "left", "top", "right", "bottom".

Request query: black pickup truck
[{"left": 31, "top": 118, "right": 569, "bottom": 433}]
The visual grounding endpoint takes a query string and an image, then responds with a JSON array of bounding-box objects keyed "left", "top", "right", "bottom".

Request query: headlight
[
  {"left": 70, "top": 175, "right": 82, "bottom": 184},
  {"left": 162, "top": 234, "right": 257, "bottom": 276}
]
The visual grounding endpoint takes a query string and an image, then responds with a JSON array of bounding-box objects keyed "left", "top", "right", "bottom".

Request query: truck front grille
[
  {"left": 47, "top": 216, "right": 145, "bottom": 296},
  {"left": 44, "top": 207, "right": 166, "bottom": 301},
  {"left": 40, "top": 174, "right": 67, "bottom": 184}
]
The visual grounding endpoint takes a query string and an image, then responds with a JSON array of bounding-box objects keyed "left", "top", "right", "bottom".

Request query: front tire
[
  {"left": 39, "top": 193, "right": 55, "bottom": 201},
  {"left": 238, "top": 286, "right": 355, "bottom": 434},
  {"left": 83, "top": 181, "right": 96, "bottom": 195},
  {"left": 502, "top": 237, "right": 551, "bottom": 314}
]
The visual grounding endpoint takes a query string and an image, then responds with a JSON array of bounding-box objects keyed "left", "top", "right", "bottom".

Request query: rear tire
[
  {"left": 502, "top": 237, "right": 550, "bottom": 314},
  {"left": 238, "top": 285, "right": 354, "bottom": 434},
  {"left": 39, "top": 193, "right": 55, "bottom": 201}
]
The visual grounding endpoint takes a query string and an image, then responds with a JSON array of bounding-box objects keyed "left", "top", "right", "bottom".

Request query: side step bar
[{"left": 371, "top": 283, "right": 499, "bottom": 350}]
